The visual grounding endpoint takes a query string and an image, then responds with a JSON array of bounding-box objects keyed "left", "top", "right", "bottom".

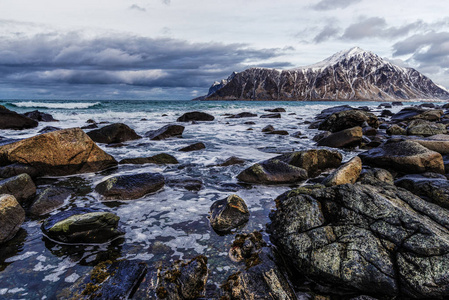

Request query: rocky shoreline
[{"left": 2, "top": 101, "right": 449, "bottom": 299}]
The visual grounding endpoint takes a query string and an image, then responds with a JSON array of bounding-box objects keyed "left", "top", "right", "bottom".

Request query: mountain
[{"left": 201, "top": 47, "right": 449, "bottom": 101}]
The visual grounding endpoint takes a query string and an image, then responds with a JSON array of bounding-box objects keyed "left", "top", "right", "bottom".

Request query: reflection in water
[{"left": 0, "top": 229, "right": 27, "bottom": 272}]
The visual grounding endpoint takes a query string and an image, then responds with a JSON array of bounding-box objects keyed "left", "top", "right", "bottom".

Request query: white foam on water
[
  {"left": 10, "top": 101, "right": 101, "bottom": 109},
  {"left": 5, "top": 251, "right": 38, "bottom": 263},
  {"left": 64, "top": 273, "right": 80, "bottom": 283}
]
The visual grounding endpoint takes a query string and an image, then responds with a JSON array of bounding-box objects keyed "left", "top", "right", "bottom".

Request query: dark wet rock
[
  {"left": 145, "top": 124, "right": 185, "bottom": 140},
  {"left": 359, "top": 140, "right": 444, "bottom": 174},
  {"left": 228, "top": 231, "right": 266, "bottom": 265},
  {"left": 0, "top": 163, "right": 39, "bottom": 179},
  {"left": 381, "top": 109, "right": 394, "bottom": 117},
  {"left": 262, "top": 125, "right": 275, "bottom": 132},
  {"left": 391, "top": 107, "right": 443, "bottom": 122},
  {"left": 0, "top": 195, "right": 25, "bottom": 244},
  {"left": 119, "top": 153, "right": 178, "bottom": 165},
  {"left": 41, "top": 207, "right": 124, "bottom": 244},
  {"left": 419, "top": 103, "right": 436, "bottom": 108},
  {"left": 276, "top": 149, "right": 342, "bottom": 177},
  {"left": 318, "top": 109, "right": 379, "bottom": 132},
  {"left": 392, "top": 101, "right": 403, "bottom": 106},
  {"left": 312, "top": 131, "right": 331, "bottom": 142},
  {"left": 218, "top": 156, "right": 245, "bottom": 166},
  {"left": 81, "top": 123, "right": 98, "bottom": 129},
  {"left": 221, "top": 247, "right": 296, "bottom": 300},
  {"left": 23, "top": 110, "right": 58, "bottom": 122},
  {"left": 177, "top": 111, "right": 215, "bottom": 122},
  {"left": 226, "top": 112, "right": 257, "bottom": 118},
  {"left": 95, "top": 173, "right": 165, "bottom": 200},
  {"left": 406, "top": 119, "right": 447, "bottom": 136},
  {"left": 237, "top": 159, "right": 308, "bottom": 184},
  {"left": 315, "top": 105, "right": 354, "bottom": 120},
  {"left": 0, "top": 128, "right": 118, "bottom": 176},
  {"left": 386, "top": 124, "right": 406, "bottom": 135},
  {"left": 395, "top": 173, "right": 449, "bottom": 209},
  {"left": 244, "top": 121, "right": 256, "bottom": 125},
  {"left": 0, "top": 106, "right": 38, "bottom": 130},
  {"left": 39, "top": 126, "right": 62, "bottom": 134},
  {"left": 412, "top": 134, "right": 449, "bottom": 154},
  {"left": 179, "top": 142, "right": 205, "bottom": 152},
  {"left": 156, "top": 255, "right": 208, "bottom": 300},
  {"left": 378, "top": 102, "right": 392, "bottom": 108},
  {"left": 362, "top": 135, "right": 386, "bottom": 149},
  {"left": 322, "top": 156, "right": 362, "bottom": 187},
  {"left": 70, "top": 260, "right": 147, "bottom": 300},
  {"left": 269, "top": 182, "right": 449, "bottom": 298},
  {"left": 166, "top": 177, "right": 203, "bottom": 191},
  {"left": 87, "top": 123, "right": 141, "bottom": 144},
  {"left": 265, "top": 130, "right": 289, "bottom": 135},
  {"left": 86, "top": 119, "right": 96, "bottom": 124},
  {"left": 265, "top": 107, "right": 286, "bottom": 112},
  {"left": 358, "top": 167, "right": 394, "bottom": 186},
  {"left": 209, "top": 194, "right": 250, "bottom": 233},
  {"left": 29, "top": 187, "right": 71, "bottom": 216},
  {"left": 105, "top": 142, "right": 126, "bottom": 148},
  {"left": 0, "top": 173, "right": 36, "bottom": 206},
  {"left": 260, "top": 113, "right": 281, "bottom": 118},
  {"left": 317, "top": 126, "right": 363, "bottom": 148},
  {"left": 362, "top": 126, "right": 377, "bottom": 136}
]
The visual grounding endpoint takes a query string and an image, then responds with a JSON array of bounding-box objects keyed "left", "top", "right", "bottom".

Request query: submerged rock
[
  {"left": 226, "top": 112, "right": 257, "bottom": 118},
  {"left": 318, "top": 109, "right": 379, "bottom": 132},
  {"left": 0, "top": 195, "right": 25, "bottom": 244},
  {"left": 0, "top": 128, "right": 117, "bottom": 176},
  {"left": 39, "top": 126, "right": 62, "bottom": 134},
  {"left": 0, "top": 106, "right": 38, "bottom": 130},
  {"left": 237, "top": 159, "right": 308, "bottom": 184},
  {"left": 269, "top": 182, "right": 449, "bottom": 298},
  {"left": 218, "top": 156, "right": 245, "bottom": 166},
  {"left": 29, "top": 187, "right": 72, "bottom": 216},
  {"left": 265, "top": 107, "right": 286, "bottom": 112},
  {"left": 316, "top": 126, "right": 363, "bottom": 148},
  {"left": 165, "top": 177, "right": 203, "bottom": 191},
  {"left": 209, "top": 194, "right": 250, "bottom": 233},
  {"left": 145, "top": 124, "right": 184, "bottom": 140},
  {"left": 260, "top": 113, "right": 281, "bottom": 118},
  {"left": 41, "top": 207, "right": 124, "bottom": 244},
  {"left": 322, "top": 156, "right": 362, "bottom": 186},
  {"left": 95, "top": 173, "right": 165, "bottom": 200},
  {"left": 87, "top": 123, "right": 142, "bottom": 144},
  {"left": 119, "top": 153, "right": 178, "bottom": 165},
  {"left": 177, "top": 111, "right": 215, "bottom": 122},
  {"left": 359, "top": 140, "right": 444, "bottom": 174},
  {"left": 0, "top": 173, "right": 36, "bottom": 205},
  {"left": 178, "top": 142, "right": 205, "bottom": 152},
  {"left": 156, "top": 256, "right": 208, "bottom": 299}
]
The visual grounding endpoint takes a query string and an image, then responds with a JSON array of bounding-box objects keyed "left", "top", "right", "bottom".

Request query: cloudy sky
[{"left": 1, "top": 0, "right": 449, "bottom": 100}]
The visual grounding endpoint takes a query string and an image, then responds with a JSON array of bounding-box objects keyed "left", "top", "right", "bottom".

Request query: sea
[{"left": 0, "top": 99, "right": 424, "bottom": 298}]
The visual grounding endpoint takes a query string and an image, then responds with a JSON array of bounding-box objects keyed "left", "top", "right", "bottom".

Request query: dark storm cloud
[
  {"left": 129, "top": 4, "right": 146, "bottom": 12},
  {"left": 393, "top": 31, "right": 449, "bottom": 70},
  {"left": 312, "top": 0, "right": 362, "bottom": 11},
  {"left": 0, "top": 30, "right": 288, "bottom": 96}
]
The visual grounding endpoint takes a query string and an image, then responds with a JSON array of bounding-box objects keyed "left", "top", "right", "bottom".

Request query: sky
[{"left": 1, "top": 0, "right": 449, "bottom": 100}]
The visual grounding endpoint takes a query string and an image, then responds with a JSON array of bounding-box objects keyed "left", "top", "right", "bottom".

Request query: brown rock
[
  {"left": 412, "top": 134, "right": 449, "bottom": 154},
  {"left": 0, "top": 128, "right": 117, "bottom": 176},
  {"left": 317, "top": 126, "right": 363, "bottom": 148},
  {"left": 322, "top": 156, "right": 362, "bottom": 186},
  {"left": 0, "top": 194, "right": 25, "bottom": 244}
]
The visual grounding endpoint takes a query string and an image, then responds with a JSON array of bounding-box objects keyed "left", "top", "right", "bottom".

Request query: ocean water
[{"left": 0, "top": 99, "right": 413, "bottom": 298}]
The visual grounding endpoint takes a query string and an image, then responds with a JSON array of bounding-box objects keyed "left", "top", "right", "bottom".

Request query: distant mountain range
[{"left": 199, "top": 47, "right": 449, "bottom": 101}]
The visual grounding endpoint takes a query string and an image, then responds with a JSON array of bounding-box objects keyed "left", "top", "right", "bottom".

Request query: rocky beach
[{"left": 1, "top": 99, "right": 449, "bottom": 299}]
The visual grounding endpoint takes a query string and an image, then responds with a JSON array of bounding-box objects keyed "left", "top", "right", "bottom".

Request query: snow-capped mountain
[{"left": 202, "top": 47, "right": 449, "bottom": 101}]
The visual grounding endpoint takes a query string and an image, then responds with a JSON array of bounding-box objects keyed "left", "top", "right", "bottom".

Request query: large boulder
[
  {"left": 269, "top": 183, "right": 449, "bottom": 298},
  {"left": 177, "top": 111, "right": 215, "bottom": 122},
  {"left": 316, "top": 126, "right": 363, "bottom": 148},
  {"left": 315, "top": 105, "right": 354, "bottom": 120},
  {"left": 145, "top": 124, "right": 184, "bottom": 140},
  {"left": 0, "top": 194, "right": 25, "bottom": 244},
  {"left": 359, "top": 140, "right": 444, "bottom": 174},
  {"left": 87, "top": 123, "right": 142, "bottom": 144},
  {"left": 322, "top": 156, "right": 362, "bottom": 187},
  {"left": 0, "top": 106, "right": 38, "bottom": 130},
  {"left": 406, "top": 119, "right": 447, "bottom": 137},
  {"left": 119, "top": 153, "right": 178, "bottom": 165},
  {"left": 41, "top": 207, "right": 124, "bottom": 244},
  {"left": 209, "top": 194, "right": 250, "bottom": 233},
  {"left": 95, "top": 173, "right": 165, "bottom": 200},
  {"left": 156, "top": 256, "right": 208, "bottom": 300},
  {"left": 391, "top": 107, "right": 443, "bottom": 122},
  {"left": 0, "top": 173, "right": 36, "bottom": 205},
  {"left": 23, "top": 110, "right": 58, "bottom": 122},
  {"left": 395, "top": 173, "right": 449, "bottom": 209},
  {"left": 386, "top": 124, "right": 406, "bottom": 135},
  {"left": 0, "top": 128, "right": 117, "bottom": 176},
  {"left": 318, "top": 110, "right": 379, "bottom": 132},
  {"left": 412, "top": 134, "right": 449, "bottom": 154},
  {"left": 29, "top": 187, "right": 71, "bottom": 216},
  {"left": 237, "top": 159, "right": 308, "bottom": 184}
]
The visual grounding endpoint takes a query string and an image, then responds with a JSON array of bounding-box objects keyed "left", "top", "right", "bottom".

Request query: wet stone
[
  {"left": 0, "top": 194, "right": 25, "bottom": 244},
  {"left": 209, "top": 194, "right": 250, "bottom": 233}
]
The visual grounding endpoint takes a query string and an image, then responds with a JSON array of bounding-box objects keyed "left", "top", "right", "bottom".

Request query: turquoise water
[{"left": 0, "top": 99, "right": 420, "bottom": 298}]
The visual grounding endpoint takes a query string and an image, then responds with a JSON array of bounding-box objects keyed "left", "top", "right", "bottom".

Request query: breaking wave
[{"left": 9, "top": 101, "right": 102, "bottom": 109}]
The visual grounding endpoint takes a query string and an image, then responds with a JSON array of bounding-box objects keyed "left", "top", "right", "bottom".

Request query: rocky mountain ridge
[{"left": 201, "top": 47, "right": 449, "bottom": 101}]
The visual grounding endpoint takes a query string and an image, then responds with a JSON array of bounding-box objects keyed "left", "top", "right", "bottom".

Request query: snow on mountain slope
[{"left": 203, "top": 47, "right": 449, "bottom": 101}]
